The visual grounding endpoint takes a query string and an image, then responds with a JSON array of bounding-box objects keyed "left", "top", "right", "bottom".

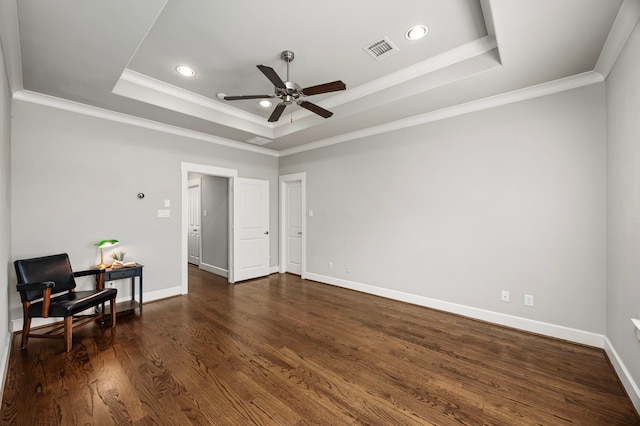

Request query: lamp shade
[{"left": 97, "top": 239, "right": 119, "bottom": 248}]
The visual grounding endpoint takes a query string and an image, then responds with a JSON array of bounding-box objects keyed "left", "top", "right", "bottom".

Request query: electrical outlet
[
  {"left": 346, "top": 265, "right": 352, "bottom": 273},
  {"left": 525, "top": 295, "right": 534, "bottom": 307},
  {"left": 501, "top": 290, "right": 510, "bottom": 302},
  {"left": 328, "top": 262, "right": 334, "bottom": 269}
]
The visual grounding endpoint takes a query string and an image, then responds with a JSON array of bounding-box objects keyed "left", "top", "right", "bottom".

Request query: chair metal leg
[{"left": 64, "top": 317, "right": 73, "bottom": 352}]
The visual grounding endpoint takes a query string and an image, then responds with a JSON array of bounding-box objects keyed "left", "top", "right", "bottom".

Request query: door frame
[
  {"left": 279, "top": 172, "right": 306, "bottom": 278},
  {"left": 181, "top": 162, "right": 237, "bottom": 294}
]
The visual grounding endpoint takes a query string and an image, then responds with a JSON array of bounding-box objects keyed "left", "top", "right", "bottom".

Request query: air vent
[
  {"left": 363, "top": 36, "right": 399, "bottom": 61},
  {"left": 246, "top": 136, "right": 272, "bottom": 146}
]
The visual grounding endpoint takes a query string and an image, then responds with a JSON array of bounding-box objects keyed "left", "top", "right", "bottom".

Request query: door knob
[
  {"left": 298, "top": 232, "right": 302, "bottom": 235},
  {"left": 264, "top": 231, "right": 269, "bottom": 235}
]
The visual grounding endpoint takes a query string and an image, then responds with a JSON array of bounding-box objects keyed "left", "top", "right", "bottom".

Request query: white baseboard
[
  {"left": 143, "top": 286, "right": 182, "bottom": 303},
  {"left": 604, "top": 337, "right": 640, "bottom": 413},
  {"left": 0, "top": 330, "right": 12, "bottom": 405},
  {"left": 199, "top": 262, "right": 228, "bottom": 278},
  {"left": 198, "top": 264, "right": 277, "bottom": 278},
  {"left": 10, "top": 317, "right": 59, "bottom": 333},
  {"left": 304, "top": 272, "right": 605, "bottom": 347}
]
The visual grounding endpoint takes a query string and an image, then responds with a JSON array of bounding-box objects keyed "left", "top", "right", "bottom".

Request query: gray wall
[
  {"left": 10, "top": 100, "right": 279, "bottom": 321},
  {"left": 0, "top": 23, "right": 12, "bottom": 390},
  {"left": 280, "top": 84, "right": 607, "bottom": 334},
  {"left": 607, "top": 20, "right": 640, "bottom": 391}
]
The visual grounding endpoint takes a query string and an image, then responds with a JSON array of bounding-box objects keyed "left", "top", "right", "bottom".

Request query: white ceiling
[{"left": 1, "top": 0, "right": 630, "bottom": 153}]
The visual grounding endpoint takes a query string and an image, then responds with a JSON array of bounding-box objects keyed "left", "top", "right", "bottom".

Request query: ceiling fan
[{"left": 223, "top": 50, "right": 346, "bottom": 122}]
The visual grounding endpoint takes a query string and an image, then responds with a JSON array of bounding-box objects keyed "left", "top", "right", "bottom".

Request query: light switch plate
[{"left": 158, "top": 209, "right": 170, "bottom": 218}]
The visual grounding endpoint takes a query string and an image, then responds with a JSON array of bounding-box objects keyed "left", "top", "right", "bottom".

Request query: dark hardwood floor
[{"left": 2, "top": 266, "right": 639, "bottom": 425}]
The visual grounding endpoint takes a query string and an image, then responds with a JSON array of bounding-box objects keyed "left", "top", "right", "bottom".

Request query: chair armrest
[
  {"left": 16, "top": 281, "right": 55, "bottom": 293},
  {"left": 74, "top": 268, "right": 106, "bottom": 290},
  {"left": 74, "top": 268, "right": 105, "bottom": 278},
  {"left": 16, "top": 281, "right": 54, "bottom": 317}
]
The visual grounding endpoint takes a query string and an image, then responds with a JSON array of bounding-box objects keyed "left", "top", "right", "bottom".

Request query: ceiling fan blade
[
  {"left": 224, "top": 94, "right": 274, "bottom": 101},
  {"left": 268, "top": 103, "right": 287, "bottom": 122},
  {"left": 257, "top": 65, "right": 286, "bottom": 89},
  {"left": 302, "top": 80, "right": 346, "bottom": 96},
  {"left": 299, "top": 101, "right": 333, "bottom": 119}
]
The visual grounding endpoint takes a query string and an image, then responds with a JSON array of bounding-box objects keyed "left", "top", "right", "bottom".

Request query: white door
[
  {"left": 279, "top": 173, "right": 306, "bottom": 277},
  {"left": 232, "top": 177, "right": 269, "bottom": 282},
  {"left": 188, "top": 179, "right": 201, "bottom": 266},
  {"left": 284, "top": 181, "right": 302, "bottom": 275}
]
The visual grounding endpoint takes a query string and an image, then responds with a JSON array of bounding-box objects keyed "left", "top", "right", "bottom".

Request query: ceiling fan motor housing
[{"left": 277, "top": 81, "right": 302, "bottom": 104}]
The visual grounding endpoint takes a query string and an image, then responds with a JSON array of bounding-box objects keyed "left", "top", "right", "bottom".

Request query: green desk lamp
[{"left": 96, "top": 239, "right": 119, "bottom": 268}]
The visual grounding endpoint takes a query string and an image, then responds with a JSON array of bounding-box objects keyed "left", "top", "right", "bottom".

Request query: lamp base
[{"left": 97, "top": 247, "right": 109, "bottom": 269}]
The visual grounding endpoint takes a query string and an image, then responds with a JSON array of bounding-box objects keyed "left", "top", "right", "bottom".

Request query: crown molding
[
  {"left": 0, "top": 0, "right": 23, "bottom": 94},
  {"left": 279, "top": 71, "right": 604, "bottom": 157},
  {"left": 113, "top": 69, "right": 273, "bottom": 140},
  {"left": 117, "top": 69, "right": 271, "bottom": 128},
  {"left": 11, "top": 68, "right": 604, "bottom": 160},
  {"left": 595, "top": 0, "right": 640, "bottom": 78},
  {"left": 13, "top": 90, "right": 279, "bottom": 157}
]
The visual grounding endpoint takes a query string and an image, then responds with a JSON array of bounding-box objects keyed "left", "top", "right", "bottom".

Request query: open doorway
[
  {"left": 188, "top": 174, "right": 229, "bottom": 277},
  {"left": 181, "top": 162, "right": 272, "bottom": 293},
  {"left": 181, "top": 163, "right": 237, "bottom": 294}
]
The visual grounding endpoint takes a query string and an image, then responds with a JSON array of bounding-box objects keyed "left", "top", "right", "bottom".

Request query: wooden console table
[{"left": 96, "top": 264, "right": 143, "bottom": 315}]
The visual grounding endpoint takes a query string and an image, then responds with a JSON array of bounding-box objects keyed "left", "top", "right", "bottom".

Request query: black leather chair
[{"left": 14, "top": 253, "right": 117, "bottom": 352}]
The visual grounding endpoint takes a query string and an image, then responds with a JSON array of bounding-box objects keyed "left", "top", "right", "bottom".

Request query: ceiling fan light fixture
[
  {"left": 258, "top": 99, "right": 273, "bottom": 108},
  {"left": 176, "top": 65, "right": 196, "bottom": 77},
  {"left": 405, "top": 25, "right": 428, "bottom": 41}
]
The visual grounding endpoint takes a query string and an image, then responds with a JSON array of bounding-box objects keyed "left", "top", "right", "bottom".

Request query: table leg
[{"left": 139, "top": 271, "right": 143, "bottom": 314}]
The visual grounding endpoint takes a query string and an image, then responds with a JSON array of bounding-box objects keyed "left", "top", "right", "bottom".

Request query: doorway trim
[
  {"left": 181, "top": 162, "right": 238, "bottom": 294},
  {"left": 279, "top": 172, "right": 306, "bottom": 278}
]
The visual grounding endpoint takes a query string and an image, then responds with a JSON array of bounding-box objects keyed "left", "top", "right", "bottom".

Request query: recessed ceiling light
[
  {"left": 216, "top": 92, "right": 227, "bottom": 100},
  {"left": 405, "top": 25, "right": 428, "bottom": 41},
  {"left": 258, "top": 100, "right": 273, "bottom": 108},
  {"left": 176, "top": 65, "right": 196, "bottom": 77}
]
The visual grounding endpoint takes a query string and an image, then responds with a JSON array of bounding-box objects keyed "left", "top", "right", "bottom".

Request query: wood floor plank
[{"left": 2, "top": 266, "right": 639, "bottom": 425}]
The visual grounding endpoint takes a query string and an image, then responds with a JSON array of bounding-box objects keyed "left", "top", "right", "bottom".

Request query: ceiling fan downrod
[{"left": 281, "top": 50, "right": 294, "bottom": 82}]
